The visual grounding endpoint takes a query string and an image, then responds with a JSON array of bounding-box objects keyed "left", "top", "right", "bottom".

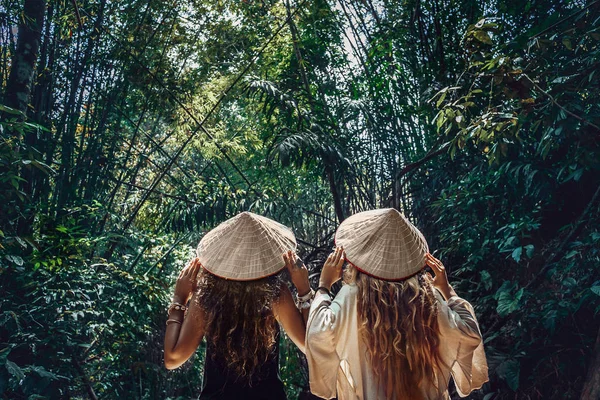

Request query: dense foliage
[{"left": 1, "top": 0, "right": 599, "bottom": 399}]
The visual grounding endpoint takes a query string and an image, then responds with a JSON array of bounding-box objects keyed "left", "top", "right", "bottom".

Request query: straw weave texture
[
  {"left": 335, "top": 208, "right": 429, "bottom": 280},
  {"left": 196, "top": 212, "right": 296, "bottom": 280}
]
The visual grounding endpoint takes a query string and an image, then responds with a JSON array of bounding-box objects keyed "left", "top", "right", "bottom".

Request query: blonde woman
[
  {"left": 163, "top": 212, "right": 312, "bottom": 399},
  {"left": 306, "top": 208, "right": 488, "bottom": 400}
]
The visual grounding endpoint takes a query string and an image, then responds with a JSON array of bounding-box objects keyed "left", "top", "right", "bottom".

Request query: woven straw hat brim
[
  {"left": 335, "top": 208, "right": 429, "bottom": 281},
  {"left": 196, "top": 212, "right": 296, "bottom": 281}
]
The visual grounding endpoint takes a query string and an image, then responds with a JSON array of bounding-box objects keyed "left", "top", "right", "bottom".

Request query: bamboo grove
[{"left": 1, "top": 0, "right": 599, "bottom": 398}]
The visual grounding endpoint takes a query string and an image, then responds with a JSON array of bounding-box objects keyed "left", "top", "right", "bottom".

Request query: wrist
[
  {"left": 316, "top": 286, "right": 332, "bottom": 297},
  {"left": 447, "top": 286, "right": 457, "bottom": 299},
  {"left": 294, "top": 276, "right": 310, "bottom": 294},
  {"left": 296, "top": 284, "right": 311, "bottom": 297},
  {"left": 172, "top": 295, "right": 187, "bottom": 304},
  {"left": 438, "top": 285, "right": 455, "bottom": 300},
  {"left": 318, "top": 281, "right": 332, "bottom": 290}
]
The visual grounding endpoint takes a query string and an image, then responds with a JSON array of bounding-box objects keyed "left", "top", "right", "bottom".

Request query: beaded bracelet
[
  {"left": 295, "top": 288, "right": 315, "bottom": 310},
  {"left": 168, "top": 302, "right": 187, "bottom": 315},
  {"left": 297, "top": 288, "right": 314, "bottom": 302}
]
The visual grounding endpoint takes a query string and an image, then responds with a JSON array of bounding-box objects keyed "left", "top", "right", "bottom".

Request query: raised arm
[
  {"left": 164, "top": 258, "right": 206, "bottom": 370},
  {"left": 282, "top": 250, "right": 312, "bottom": 324},
  {"left": 426, "top": 253, "right": 488, "bottom": 396},
  {"left": 273, "top": 284, "right": 306, "bottom": 353},
  {"left": 426, "top": 253, "right": 482, "bottom": 339},
  {"left": 304, "top": 247, "right": 346, "bottom": 400}
]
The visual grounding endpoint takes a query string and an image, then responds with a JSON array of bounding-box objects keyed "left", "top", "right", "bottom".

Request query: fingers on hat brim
[{"left": 334, "top": 247, "right": 344, "bottom": 267}]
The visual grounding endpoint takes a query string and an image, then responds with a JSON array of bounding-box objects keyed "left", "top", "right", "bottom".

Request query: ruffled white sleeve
[
  {"left": 305, "top": 287, "right": 346, "bottom": 399},
  {"left": 437, "top": 292, "right": 489, "bottom": 397}
]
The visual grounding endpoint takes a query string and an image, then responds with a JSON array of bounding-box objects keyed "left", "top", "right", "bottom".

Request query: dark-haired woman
[
  {"left": 163, "top": 212, "right": 312, "bottom": 399},
  {"left": 306, "top": 208, "right": 488, "bottom": 400}
]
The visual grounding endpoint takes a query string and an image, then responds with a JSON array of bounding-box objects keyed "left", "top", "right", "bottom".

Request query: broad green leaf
[
  {"left": 5, "top": 360, "right": 24, "bottom": 380},
  {"left": 511, "top": 247, "right": 522, "bottom": 263},
  {"left": 480, "top": 270, "right": 492, "bottom": 290},
  {"left": 497, "top": 287, "right": 524, "bottom": 317},
  {"left": 473, "top": 30, "right": 493, "bottom": 45},
  {"left": 497, "top": 359, "right": 520, "bottom": 390},
  {"left": 5, "top": 255, "right": 24, "bottom": 266},
  {"left": 524, "top": 244, "right": 534, "bottom": 258}
]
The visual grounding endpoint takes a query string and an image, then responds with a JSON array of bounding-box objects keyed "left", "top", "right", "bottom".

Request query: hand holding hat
[
  {"left": 425, "top": 253, "right": 456, "bottom": 301},
  {"left": 319, "top": 247, "right": 345, "bottom": 290},
  {"left": 283, "top": 250, "right": 310, "bottom": 296},
  {"left": 174, "top": 258, "right": 201, "bottom": 303}
]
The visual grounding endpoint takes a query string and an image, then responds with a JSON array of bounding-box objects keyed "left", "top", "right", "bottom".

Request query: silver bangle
[
  {"left": 297, "top": 288, "right": 314, "bottom": 302},
  {"left": 296, "top": 288, "right": 315, "bottom": 310}
]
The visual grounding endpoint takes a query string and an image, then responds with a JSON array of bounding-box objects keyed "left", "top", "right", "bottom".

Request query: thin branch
[
  {"left": 110, "top": 178, "right": 205, "bottom": 206},
  {"left": 71, "top": 0, "right": 83, "bottom": 29},
  {"left": 523, "top": 74, "right": 600, "bottom": 133},
  {"left": 525, "top": 183, "right": 600, "bottom": 292},
  {"left": 485, "top": 183, "right": 600, "bottom": 337},
  {"left": 529, "top": 0, "right": 600, "bottom": 40}
]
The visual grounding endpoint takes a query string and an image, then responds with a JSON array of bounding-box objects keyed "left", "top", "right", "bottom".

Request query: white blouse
[{"left": 305, "top": 284, "right": 488, "bottom": 400}]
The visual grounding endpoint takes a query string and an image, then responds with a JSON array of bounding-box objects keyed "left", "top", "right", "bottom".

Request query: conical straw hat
[
  {"left": 196, "top": 212, "right": 296, "bottom": 281},
  {"left": 335, "top": 208, "right": 429, "bottom": 281}
]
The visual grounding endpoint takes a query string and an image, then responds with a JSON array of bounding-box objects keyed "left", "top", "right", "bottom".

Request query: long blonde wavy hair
[{"left": 348, "top": 266, "right": 444, "bottom": 399}]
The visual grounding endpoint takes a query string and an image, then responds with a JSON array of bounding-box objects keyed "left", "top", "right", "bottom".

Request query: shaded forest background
[{"left": 1, "top": 0, "right": 599, "bottom": 398}]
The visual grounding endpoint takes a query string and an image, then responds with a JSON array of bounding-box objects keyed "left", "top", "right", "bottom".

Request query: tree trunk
[
  {"left": 580, "top": 327, "right": 600, "bottom": 400},
  {"left": 2, "top": 0, "right": 47, "bottom": 236},
  {"left": 4, "top": 0, "right": 46, "bottom": 118},
  {"left": 326, "top": 164, "right": 345, "bottom": 223}
]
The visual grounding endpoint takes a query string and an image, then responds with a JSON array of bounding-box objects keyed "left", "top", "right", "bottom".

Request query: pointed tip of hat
[
  {"left": 335, "top": 208, "right": 428, "bottom": 280},
  {"left": 382, "top": 208, "right": 401, "bottom": 216},
  {"left": 197, "top": 211, "right": 297, "bottom": 280},
  {"left": 236, "top": 211, "right": 263, "bottom": 228},
  {"left": 376, "top": 208, "right": 406, "bottom": 223}
]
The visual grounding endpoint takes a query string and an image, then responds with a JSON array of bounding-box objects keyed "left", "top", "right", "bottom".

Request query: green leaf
[
  {"left": 591, "top": 286, "right": 600, "bottom": 296},
  {"left": 480, "top": 270, "right": 492, "bottom": 290},
  {"left": 436, "top": 91, "right": 448, "bottom": 108},
  {"left": 15, "top": 237, "right": 27, "bottom": 249},
  {"left": 511, "top": 247, "right": 522, "bottom": 263},
  {"left": 497, "top": 359, "right": 520, "bottom": 390},
  {"left": 472, "top": 30, "right": 493, "bottom": 44},
  {"left": 565, "top": 250, "right": 578, "bottom": 259},
  {"left": 0, "top": 104, "right": 25, "bottom": 116},
  {"left": 30, "top": 366, "right": 60, "bottom": 381},
  {"left": 5, "top": 360, "right": 24, "bottom": 380},
  {"left": 5, "top": 255, "right": 24, "bottom": 266},
  {"left": 497, "top": 287, "right": 524, "bottom": 317},
  {"left": 524, "top": 244, "right": 534, "bottom": 258}
]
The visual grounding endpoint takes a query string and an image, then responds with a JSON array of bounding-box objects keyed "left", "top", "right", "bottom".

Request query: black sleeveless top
[{"left": 199, "top": 324, "right": 287, "bottom": 400}]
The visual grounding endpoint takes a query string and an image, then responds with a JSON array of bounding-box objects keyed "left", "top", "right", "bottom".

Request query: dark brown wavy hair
[
  {"left": 194, "top": 269, "right": 284, "bottom": 380},
  {"left": 352, "top": 268, "right": 445, "bottom": 399}
]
